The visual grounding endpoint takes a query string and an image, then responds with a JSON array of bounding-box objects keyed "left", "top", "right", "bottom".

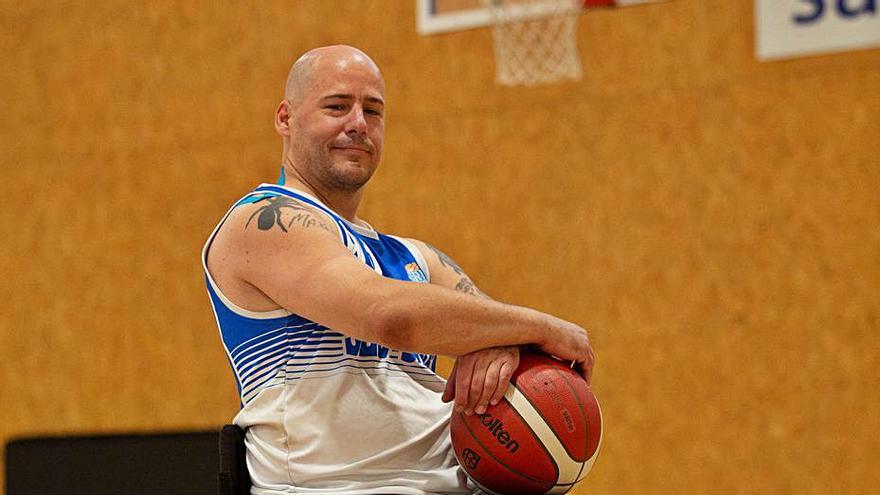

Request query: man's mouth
[{"left": 333, "top": 145, "right": 371, "bottom": 154}]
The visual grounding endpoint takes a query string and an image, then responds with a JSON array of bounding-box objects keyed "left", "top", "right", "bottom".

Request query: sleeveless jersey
[{"left": 202, "top": 183, "right": 474, "bottom": 494}]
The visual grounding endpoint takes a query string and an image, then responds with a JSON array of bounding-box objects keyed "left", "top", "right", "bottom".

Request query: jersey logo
[{"left": 405, "top": 262, "right": 428, "bottom": 283}]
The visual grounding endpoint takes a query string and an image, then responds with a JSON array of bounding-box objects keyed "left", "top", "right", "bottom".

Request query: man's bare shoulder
[
  {"left": 224, "top": 194, "right": 337, "bottom": 237},
  {"left": 206, "top": 194, "right": 347, "bottom": 312},
  {"left": 208, "top": 194, "right": 340, "bottom": 275}
]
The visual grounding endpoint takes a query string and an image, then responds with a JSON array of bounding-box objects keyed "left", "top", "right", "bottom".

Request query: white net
[{"left": 483, "top": 0, "right": 584, "bottom": 86}]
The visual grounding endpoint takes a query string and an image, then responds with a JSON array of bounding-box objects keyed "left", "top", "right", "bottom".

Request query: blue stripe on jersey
[
  {"left": 205, "top": 184, "right": 437, "bottom": 406},
  {"left": 234, "top": 193, "right": 277, "bottom": 207}
]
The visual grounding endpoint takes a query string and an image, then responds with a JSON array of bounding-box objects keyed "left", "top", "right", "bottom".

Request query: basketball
[{"left": 450, "top": 352, "right": 602, "bottom": 495}]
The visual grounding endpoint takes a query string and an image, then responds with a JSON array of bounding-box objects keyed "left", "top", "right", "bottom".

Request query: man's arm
[
  {"left": 410, "top": 239, "right": 595, "bottom": 413},
  {"left": 416, "top": 241, "right": 488, "bottom": 299},
  {"left": 407, "top": 240, "right": 529, "bottom": 415},
  {"left": 207, "top": 197, "right": 592, "bottom": 366}
]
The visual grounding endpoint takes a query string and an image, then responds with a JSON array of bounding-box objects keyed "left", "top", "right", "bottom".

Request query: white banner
[{"left": 756, "top": 0, "right": 880, "bottom": 60}]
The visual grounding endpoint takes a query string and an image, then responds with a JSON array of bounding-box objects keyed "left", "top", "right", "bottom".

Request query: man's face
[{"left": 288, "top": 57, "right": 385, "bottom": 193}]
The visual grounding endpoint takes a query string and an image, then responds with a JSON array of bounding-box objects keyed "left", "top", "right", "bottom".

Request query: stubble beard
[
  {"left": 323, "top": 160, "right": 373, "bottom": 193},
  {"left": 295, "top": 142, "right": 376, "bottom": 194}
]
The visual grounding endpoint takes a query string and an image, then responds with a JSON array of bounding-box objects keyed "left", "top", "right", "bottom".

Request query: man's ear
[{"left": 275, "top": 100, "right": 291, "bottom": 137}]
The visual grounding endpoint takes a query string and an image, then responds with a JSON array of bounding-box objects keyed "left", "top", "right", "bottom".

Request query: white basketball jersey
[{"left": 204, "top": 184, "right": 476, "bottom": 494}]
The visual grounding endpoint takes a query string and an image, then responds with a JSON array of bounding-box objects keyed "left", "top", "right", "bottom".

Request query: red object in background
[{"left": 583, "top": 0, "right": 616, "bottom": 7}]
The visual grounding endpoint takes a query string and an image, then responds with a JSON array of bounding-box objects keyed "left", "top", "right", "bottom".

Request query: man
[{"left": 203, "top": 45, "right": 595, "bottom": 494}]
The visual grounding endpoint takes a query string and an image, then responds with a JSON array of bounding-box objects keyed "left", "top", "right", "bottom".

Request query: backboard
[{"left": 416, "top": 0, "right": 659, "bottom": 35}]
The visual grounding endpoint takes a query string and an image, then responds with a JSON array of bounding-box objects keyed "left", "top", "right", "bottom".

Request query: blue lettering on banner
[
  {"left": 794, "top": 0, "right": 825, "bottom": 23},
  {"left": 794, "top": 0, "right": 875, "bottom": 24},
  {"left": 839, "top": 0, "right": 876, "bottom": 17}
]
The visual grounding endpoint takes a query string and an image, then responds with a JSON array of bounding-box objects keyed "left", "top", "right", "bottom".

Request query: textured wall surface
[{"left": 1, "top": 1, "right": 878, "bottom": 494}]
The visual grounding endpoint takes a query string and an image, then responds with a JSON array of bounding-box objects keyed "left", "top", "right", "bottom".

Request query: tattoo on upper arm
[
  {"left": 426, "top": 244, "right": 464, "bottom": 275},
  {"left": 425, "top": 243, "right": 487, "bottom": 297},
  {"left": 245, "top": 196, "right": 332, "bottom": 233}
]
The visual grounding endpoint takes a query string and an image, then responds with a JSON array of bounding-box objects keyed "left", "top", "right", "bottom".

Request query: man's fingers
[
  {"left": 442, "top": 362, "right": 458, "bottom": 403},
  {"left": 451, "top": 348, "right": 525, "bottom": 415},
  {"left": 586, "top": 347, "right": 596, "bottom": 384},
  {"left": 454, "top": 358, "right": 475, "bottom": 413},
  {"left": 475, "top": 360, "right": 502, "bottom": 415},
  {"left": 578, "top": 348, "right": 596, "bottom": 385},
  {"left": 466, "top": 360, "right": 488, "bottom": 414},
  {"left": 490, "top": 360, "right": 515, "bottom": 406}
]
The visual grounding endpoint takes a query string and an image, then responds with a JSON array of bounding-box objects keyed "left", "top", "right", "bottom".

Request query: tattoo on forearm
[
  {"left": 245, "top": 196, "right": 331, "bottom": 233},
  {"left": 454, "top": 277, "right": 485, "bottom": 297},
  {"left": 427, "top": 244, "right": 464, "bottom": 275}
]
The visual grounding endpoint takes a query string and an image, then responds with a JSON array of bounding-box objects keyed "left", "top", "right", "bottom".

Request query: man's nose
[{"left": 345, "top": 106, "right": 368, "bottom": 136}]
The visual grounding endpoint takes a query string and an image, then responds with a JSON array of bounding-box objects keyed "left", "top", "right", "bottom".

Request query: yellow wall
[{"left": 1, "top": 1, "right": 878, "bottom": 493}]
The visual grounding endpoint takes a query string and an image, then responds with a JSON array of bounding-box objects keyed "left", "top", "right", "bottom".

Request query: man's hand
[
  {"left": 442, "top": 346, "right": 520, "bottom": 416},
  {"left": 536, "top": 324, "right": 596, "bottom": 385}
]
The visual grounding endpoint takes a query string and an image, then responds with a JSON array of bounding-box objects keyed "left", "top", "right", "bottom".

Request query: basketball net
[{"left": 483, "top": 0, "right": 584, "bottom": 86}]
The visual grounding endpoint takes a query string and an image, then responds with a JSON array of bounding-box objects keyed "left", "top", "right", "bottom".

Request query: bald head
[
  {"left": 284, "top": 45, "right": 383, "bottom": 105},
  {"left": 274, "top": 45, "right": 387, "bottom": 200}
]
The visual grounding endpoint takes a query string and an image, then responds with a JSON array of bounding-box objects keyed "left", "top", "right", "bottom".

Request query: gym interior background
[{"left": 1, "top": 2, "right": 878, "bottom": 494}]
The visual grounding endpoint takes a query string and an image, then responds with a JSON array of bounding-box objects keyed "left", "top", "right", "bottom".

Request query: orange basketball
[{"left": 450, "top": 352, "right": 602, "bottom": 495}]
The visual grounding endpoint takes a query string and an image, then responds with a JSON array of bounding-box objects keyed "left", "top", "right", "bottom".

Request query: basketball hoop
[{"left": 483, "top": 0, "right": 584, "bottom": 86}]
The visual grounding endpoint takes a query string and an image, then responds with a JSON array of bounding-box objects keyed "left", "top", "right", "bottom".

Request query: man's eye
[
  {"left": 326, "top": 104, "right": 345, "bottom": 111},
  {"left": 366, "top": 109, "right": 382, "bottom": 116}
]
